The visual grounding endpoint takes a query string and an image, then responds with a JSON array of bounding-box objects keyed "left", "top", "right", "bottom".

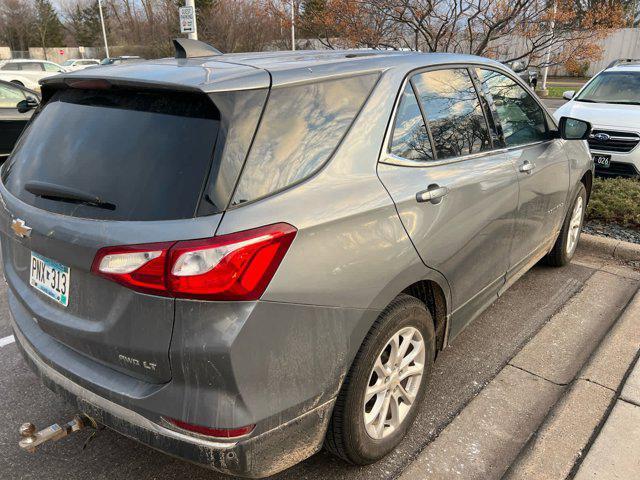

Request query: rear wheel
[
  {"left": 10, "top": 80, "right": 24, "bottom": 87},
  {"left": 325, "top": 294, "right": 435, "bottom": 464},
  {"left": 546, "top": 183, "right": 587, "bottom": 266}
]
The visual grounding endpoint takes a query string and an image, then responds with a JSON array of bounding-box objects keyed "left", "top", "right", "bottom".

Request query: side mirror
[
  {"left": 562, "top": 90, "right": 575, "bottom": 100},
  {"left": 17, "top": 97, "right": 39, "bottom": 113},
  {"left": 559, "top": 117, "right": 591, "bottom": 140}
]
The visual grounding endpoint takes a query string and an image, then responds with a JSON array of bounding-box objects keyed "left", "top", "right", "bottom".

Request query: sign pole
[
  {"left": 290, "top": 0, "right": 295, "bottom": 51},
  {"left": 97, "top": 0, "right": 110, "bottom": 58},
  {"left": 181, "top": 0, "right": 198, "bottom": 40},
  {"left": 541, "top": 0, "right": 557, "bottom": 93}
]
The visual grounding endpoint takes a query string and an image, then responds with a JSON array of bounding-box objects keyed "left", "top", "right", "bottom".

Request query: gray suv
[{"left": 2, "top": 42, "right": 593, "bottom": 477}]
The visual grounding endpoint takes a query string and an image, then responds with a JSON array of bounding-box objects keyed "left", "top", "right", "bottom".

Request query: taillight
[
  {"left": 91, "top": 242, "right": 174, "bottom": 295},
  {"left": 164, "top": 417, "right": 255, "bottom": 439},
  {"left": 91, "top": 223, "right": 296, "bottom": 301}
]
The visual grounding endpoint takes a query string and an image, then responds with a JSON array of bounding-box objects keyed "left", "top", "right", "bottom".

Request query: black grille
[
  {"left": 595, "top": 160, "right": 639, "bottom": 178},
  {"left": 588, "top": 130, "right": 640, "bottom": 153}
]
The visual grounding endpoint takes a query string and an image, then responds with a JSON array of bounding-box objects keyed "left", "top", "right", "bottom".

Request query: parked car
[
  {"left": 555, "top": 59, "right": 640, "bottom": 177},
  {"left": 505, "top": 60, "right": 539, "bottom": 89},
  {"left": 0, "top": 79, "right": 39, "bottom": 160},
  {"left": 61, "top": 59, "right": 101, "bottom": 71},
  {"left": 0, "top": 59, "right": 66, "bottom": 91},
  {"left": 98, "top": 55, "right": 144, "bottom": 66},
  {"left": 3, "top": 41, "right": 593, "bottom": 478}
]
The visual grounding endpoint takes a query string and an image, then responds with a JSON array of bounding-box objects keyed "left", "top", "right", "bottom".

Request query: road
[
  {"left": 541, "top": 97, "right": 568, "bottom": 112},
  {"left": 0, "top": 249, "right": 607, "bottom": 480}
]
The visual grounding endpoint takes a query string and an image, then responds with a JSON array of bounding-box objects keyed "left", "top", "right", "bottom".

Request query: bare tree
[
  {"left": 296, "top": 0, "right": 625, "bottom": 67},
  {"left": 0, "top": 0, "right": 36, "bottom": 52}
]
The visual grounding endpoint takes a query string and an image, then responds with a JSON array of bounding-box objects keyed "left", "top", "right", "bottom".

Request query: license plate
[
  {"left": 30, "top": 252, "right": 70, "bottom": 306},
  {"left": 592, "top": 154, "right": 611, "bottom": 168}
]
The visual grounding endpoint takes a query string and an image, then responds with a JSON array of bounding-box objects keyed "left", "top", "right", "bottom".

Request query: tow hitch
[{"left": 18, "top": 414, "right": 96, "bottom": 453}]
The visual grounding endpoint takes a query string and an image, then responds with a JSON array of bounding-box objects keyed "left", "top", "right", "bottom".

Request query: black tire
[
  {"left": 10, "top": 80, "right": 24, "bottom": 87},
  {"left": 325, "top": 294, "right": 435, "bottom": 465},
  {"left": 546, "top": 183, "right": 587, "bottom": 267}
]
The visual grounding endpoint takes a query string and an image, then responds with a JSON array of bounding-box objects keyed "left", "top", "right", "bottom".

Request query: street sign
[{"left": 179, "top": 6, "right": 195, "bottom": 34}]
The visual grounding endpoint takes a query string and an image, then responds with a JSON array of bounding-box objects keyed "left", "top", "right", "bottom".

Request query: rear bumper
[{"left": 13, "top": 317, "right": 335, "bottom": 478}]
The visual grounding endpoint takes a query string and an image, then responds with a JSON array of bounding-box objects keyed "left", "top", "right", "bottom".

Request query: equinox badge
[{"left": 11, "top": 218, "right": 32, "bottom": 238}]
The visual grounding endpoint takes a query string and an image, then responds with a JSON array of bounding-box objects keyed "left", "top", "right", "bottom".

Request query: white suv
[
  {"left": 0, "top": 59, "right": 67, "bottom": 92},
  {"left": 555, "top": 60, "right": 640, "bottom": 177}
]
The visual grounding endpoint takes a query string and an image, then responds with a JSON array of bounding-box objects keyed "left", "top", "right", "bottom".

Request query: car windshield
[
  {"left": 62, "top": 60, "right": 74, "bottom": 66},
  {"left": 575, "top": 71, "right": 640, "bottom": 105}
]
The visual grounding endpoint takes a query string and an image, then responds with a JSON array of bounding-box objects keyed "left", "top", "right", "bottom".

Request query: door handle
[
  {"left": 416, "top": 185, "right": 449, "bottom": 204},
  {"left": 519, "top": 161, "right": 535, "bottom": 173}
]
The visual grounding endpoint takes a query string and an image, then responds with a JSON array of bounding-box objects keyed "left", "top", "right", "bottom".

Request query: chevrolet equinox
[{"left": 2, "top": 40, "right": 593, "bottom": 477}]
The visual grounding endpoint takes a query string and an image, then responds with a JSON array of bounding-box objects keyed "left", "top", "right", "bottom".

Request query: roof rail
[
  {"left": 173, "top": 38, "right": 222, "bottom": 59},
  {"left": 606, "top": 58, "right": 640, "bottom": 69}
]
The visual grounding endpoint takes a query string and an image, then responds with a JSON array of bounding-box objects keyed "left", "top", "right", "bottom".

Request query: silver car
[{"left": 2, "top": 41, "right": 593, "bottom": 477}]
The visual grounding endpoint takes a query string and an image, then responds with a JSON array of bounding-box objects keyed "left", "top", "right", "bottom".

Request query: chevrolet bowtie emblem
[{"left": 11, "top": 218, "right": 32, "bottom": 238}]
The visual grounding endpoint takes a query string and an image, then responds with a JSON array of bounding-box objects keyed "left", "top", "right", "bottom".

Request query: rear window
[
  {"left": 2, "top": 87, "right": 266, "bottom": 221},
  {"left": 232, "top": 73, "right": 379, "bottom": 204}
]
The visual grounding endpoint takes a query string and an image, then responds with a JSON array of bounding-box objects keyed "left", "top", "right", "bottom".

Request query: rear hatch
[{"left": 0, "top": 78, "right": 268, "bottom": 383}]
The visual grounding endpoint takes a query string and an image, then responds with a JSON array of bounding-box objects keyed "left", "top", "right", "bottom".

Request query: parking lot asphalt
[
  {"left": 0, "top": 251, "right": 602, "bottom": 480},
  {"left": 541, "top": 97, "right": 567, "bottom": 112}
]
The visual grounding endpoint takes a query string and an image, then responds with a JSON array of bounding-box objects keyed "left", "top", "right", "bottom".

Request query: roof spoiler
[
  {"left": 606, "top": 58, "right": 640, "bottom": 69},
  {"left": 173, "top": 38, "right": 222, "bottom": 59}
]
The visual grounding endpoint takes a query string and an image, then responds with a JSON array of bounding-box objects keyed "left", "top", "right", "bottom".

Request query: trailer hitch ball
[
  {"left": 18, "top": 415, "right": 88, "bottom": 453},
  {"left": 19, "top": 423, "right": 37, "bottom": 446}
]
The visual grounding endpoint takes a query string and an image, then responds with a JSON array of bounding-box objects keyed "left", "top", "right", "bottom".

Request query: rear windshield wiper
[{"left": 24, "top": 181, "right": 116, "bottom": 210}]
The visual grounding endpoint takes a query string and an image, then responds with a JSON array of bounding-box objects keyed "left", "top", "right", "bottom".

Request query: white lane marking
[{"left": 0, "top": 335, "right": 15, "bottom": 347}]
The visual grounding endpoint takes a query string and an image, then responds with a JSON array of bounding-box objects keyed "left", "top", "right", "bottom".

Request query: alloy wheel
[
  {"left": 566, "top": 195, "right": 584, "bottom": 256},
  {"left": 363, "top": 326, "right": 425, "bottom": 439}
]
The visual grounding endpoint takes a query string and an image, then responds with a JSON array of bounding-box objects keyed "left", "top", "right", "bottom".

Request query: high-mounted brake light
[
  {"left": 65, "top": 79, "right": 112, "bottom": 90},
  {"left": 91, "top": 223, "right": 297, "bottom": 301},
  {"left": 164, "top": 417, "right": 255, "bottom": 439}
]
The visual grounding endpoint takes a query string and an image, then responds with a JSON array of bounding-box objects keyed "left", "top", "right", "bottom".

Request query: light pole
[
  {"left": 97, "top": 0, "right": 109, "bottom": 58},
  {"left": 291, "top": 0, "right": 296, "bottom": 51}
]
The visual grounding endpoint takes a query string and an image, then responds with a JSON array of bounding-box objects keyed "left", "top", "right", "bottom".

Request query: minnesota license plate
[
  {"left": 592, "top": 154, "right": 611, "bottom": 168},
  {"left": 30, "top": 252, "right": 70, "bottom": 306}
]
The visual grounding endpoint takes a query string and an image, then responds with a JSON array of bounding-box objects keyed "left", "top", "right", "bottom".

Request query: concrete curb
[
  {"left": 579, "top": 233, "right": 640, "bottom": 261},
  {"left": 398, "top": 271, "right": 640, "bottom": 480},
  {"left": 505, "top": 289, "right": 640, "bottom": 480}
]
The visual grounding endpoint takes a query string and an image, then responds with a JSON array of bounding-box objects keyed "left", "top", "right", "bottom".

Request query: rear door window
[
  {"left": 478, "top": 69, "right": 549, "bottom": 146},
  {"left": 21, "top": 62, "right": 44, "bottom": 71},
  {"left": 390, "top": 83, "right": 433, "bottom": 161},
  {"left": 412, "top": 69, "right": 492, "bottom": 160},
  {"left": 3, "top": 88, "right": 225, "bottom": 221},
  {"left": 232, "top": 73, "right": 379, "bottom": 204}
]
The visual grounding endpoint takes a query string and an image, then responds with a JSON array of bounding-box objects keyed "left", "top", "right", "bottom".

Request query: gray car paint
[{"left": 3, "top": 50, "right": 592, "bottom": 477}]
